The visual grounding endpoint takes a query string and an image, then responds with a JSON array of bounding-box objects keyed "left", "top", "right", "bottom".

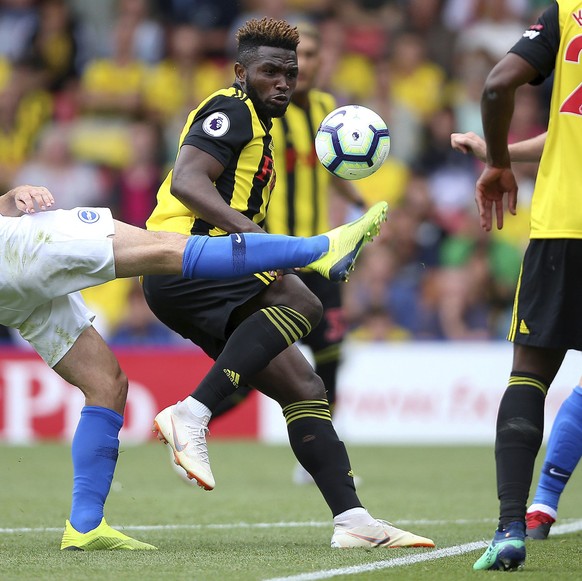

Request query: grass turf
[{"left": 2, "top": 441, "right": 582, "bottom": 580}]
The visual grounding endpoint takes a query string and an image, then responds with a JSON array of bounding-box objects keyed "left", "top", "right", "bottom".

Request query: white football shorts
[{"left": 0, "top": 207, "right": 116, "bottom": 366}]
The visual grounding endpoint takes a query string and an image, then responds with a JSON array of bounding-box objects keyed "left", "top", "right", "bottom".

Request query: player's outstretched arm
[
  {"left": 451, "top": 131, "right": 547, "bottom": 164},
  {"left": 0, "top": 185, "right": 55, "bottom": 216}
]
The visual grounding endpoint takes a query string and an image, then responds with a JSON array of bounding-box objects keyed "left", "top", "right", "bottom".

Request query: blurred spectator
[
  {"left": 23, "top": 0, "right": 89, "bottom": 93},
  {"left": 73, "top": 19, "right": 147, "bottom": 168},
  {"left": 144, "top": 24, "right": 227, "bottom": 124},
  {"left": 109, "top": 278, "right": 189, "bottom": 346},
  {"left": 322, "top": 0, "right": 398, "bottom": 104},
  {"left": 432, "top": 262, "right": 492, "bottom": 340},
  {"left": 449, "top": 47, "right": 492, "bottom": 135},
  {"left": 443, "top": 0, "right": 530, "bottom": 34},
  {"left": 343, "top": 234, "right": 426, "bottom": 338},
  {"left": 13, "top": 122, "right": 108, "bottom": 210},
  {"left": 143, "top": 22, "right": 229, "bottom": 162},
  {"left": 0, "top": 60, "right": 52, "bottom": 191},
  {"left": 374, "top": 30, "right": 447, "bottom": 164},
  {"left": 404, "top": 0, "right": 455, "bottom": 75},
  {"left": 413, "top": 107, "right": 478, "bottom": 234},
  {"left": 448, "top": 0, "right": 530, "bottom": 62},
  {"left": 348, "top": 305, "right": 411, "bottom": 342},
  {"left": 110, "top": 120, "right": 162, "bottom": 226},
  {"left": 334, "top": 0, "right": 392, "bottom": 61},
  {"left": 22, "top": 0, "right": 94, "bottom": 124},
  {"left": 159, "top": 0, "right": 242, "bottom": 59},
  {"left": 384, "top": 30, "right": 446, "bottom": 123},
  {"left": 343, "top": 242, "right": 396, "bottom": 329},
  {"left": 0, "top": 0, "right": 38, "bottom": 63},
  {"left": 107, "top": 0, "right": 164, "bottom": 65},
  {"left": 437, "top": 209, "right": 521, "bottom": 340},
  {"left": 397, "top": 173, "right": 444, "bottom": 269},
  {"left": 80, "top": 20, "right": 145, "bottom": 119}
]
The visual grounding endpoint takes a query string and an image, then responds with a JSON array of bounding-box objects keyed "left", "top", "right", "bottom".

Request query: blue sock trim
[
  {"left": 82, "top": 405, "right": 124, "bottom": 428},
  {"left": 182, "top": 236, "right": 206, "bottom": 278}
]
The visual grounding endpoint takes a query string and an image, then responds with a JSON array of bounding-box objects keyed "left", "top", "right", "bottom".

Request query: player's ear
[{"left": 234, "top": 62, "right": 246, "bottom": 84}]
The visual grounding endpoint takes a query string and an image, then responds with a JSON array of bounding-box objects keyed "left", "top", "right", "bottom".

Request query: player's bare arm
[
  {"left": 452, "top": 131, "right": 547, "bottom": 164},
  {"left": 477, "top": 53, "right": 540, "bottom": 231},
  {"left": 0, "top": 185, "right": 55, "bottom": 217},
  {"left": 171, "top": 144, "right": 265, "bottom": 234},
  {"left": 507, "top": 132, "right": 547, "bottom": 162}
]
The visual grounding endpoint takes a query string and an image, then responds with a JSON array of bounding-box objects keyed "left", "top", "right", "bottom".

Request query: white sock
[
  {"left": 180, "top": 397, "right": 211, "bottom": 419},
  {"left": 528, "top": 503, "right": 558, "bottom": 520},
  {"left": 333, "top": 507, "right": 376, "bottom": 528}
]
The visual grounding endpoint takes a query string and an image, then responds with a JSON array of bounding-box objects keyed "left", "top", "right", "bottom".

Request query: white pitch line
[
  {"left": 2, "top": 517, "right": 582, "bottom": 536},
  {"left": 263, "top": 519, "right": 582, "bottom": 581},
  {"left": 0, "top": 519, "right": 495, "bottom": 535},
  {"left": 264, "top": 542, "right": 489, "bottom": 581}
]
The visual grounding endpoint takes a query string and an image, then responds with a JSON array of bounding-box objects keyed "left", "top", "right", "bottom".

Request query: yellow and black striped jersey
[
  {"left": 267, "top": 90, "right": 336, "bottom": 237},
  {"left": 146, "top": 84, "right": 275, "bottom": 236}
]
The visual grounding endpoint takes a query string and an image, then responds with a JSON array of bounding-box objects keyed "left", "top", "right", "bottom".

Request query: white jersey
[{"left": 0, "top": 207, "right": 116, "bottom": 366}]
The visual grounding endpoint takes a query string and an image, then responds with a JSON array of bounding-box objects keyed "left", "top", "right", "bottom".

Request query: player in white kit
[{"left": 0, "top": 184, "right": 383, "bottom": 550}]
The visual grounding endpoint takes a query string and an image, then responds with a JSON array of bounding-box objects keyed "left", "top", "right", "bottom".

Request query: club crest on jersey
[
  {"left": 77, "top": 209, "right": 100, "bottom": 224},
  {"left": 203, "top": 112, "right": 230, "bottom": 137}
]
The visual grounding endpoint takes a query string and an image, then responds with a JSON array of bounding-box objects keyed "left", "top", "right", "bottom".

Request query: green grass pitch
[{"left": 2, "top": 441, "right": 582, "bottom": 580}]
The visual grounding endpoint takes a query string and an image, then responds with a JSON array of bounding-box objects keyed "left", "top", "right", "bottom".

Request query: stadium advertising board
[
  {"left": 1, "top": 343, "right": 581, "bottom": 444},
  {"left": 0, "top": 348, "right": 258, "bottom": 443}
]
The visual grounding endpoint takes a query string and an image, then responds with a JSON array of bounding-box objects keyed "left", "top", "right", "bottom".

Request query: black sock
[
  {"left": 210, "top": 385, "right": 253, "bottom": 421},
  {"left": 283, "top": 399, "right": 361, "bottom": 516},
  {"left": 496, "top": 372, "right": 547, "bottom": 527},
  {"left": 192, "top": 306, "right": 312, "bottom": 411}
]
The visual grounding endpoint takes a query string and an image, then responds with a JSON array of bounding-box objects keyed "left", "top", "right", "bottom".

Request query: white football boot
[
  {"left": 331, "top": 519, "right": 435, "bottom": 549},
  {"left": 153, "top": 402, "right": 215, "bottom": 490}
]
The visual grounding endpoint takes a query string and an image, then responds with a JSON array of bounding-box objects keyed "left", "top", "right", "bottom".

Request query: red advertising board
[{"left": 0, "top": 348, "right": 259, "bottom": 443}]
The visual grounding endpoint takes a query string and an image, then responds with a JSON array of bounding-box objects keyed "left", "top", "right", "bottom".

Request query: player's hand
[
  {"left": 12, "top": 185, "right": 54, "bottom": 214},
  {"left": 451, "top": 132, "right": 487, "bottom": 162},
  {"left": 270, "top": 269, "right": 285, "bottom": 282},
  {"left": 475, "top": 166, "right": 517, "bottom": 231}
]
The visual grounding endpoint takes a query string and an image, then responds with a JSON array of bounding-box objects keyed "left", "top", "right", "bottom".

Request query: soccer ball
[{"left": 315, "top": 105, "right": 391, "bottom": 180}]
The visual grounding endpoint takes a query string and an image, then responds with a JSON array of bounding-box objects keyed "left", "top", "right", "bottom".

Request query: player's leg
[
  {"left": 53, "top": 325, "right": 156, "bottom": 551},
  {"left": 293, "top": 274, "right": 347, "bottom": 484},
  {"left": 188, "top": 275, "right": 322, "bottom": 408},
  {"left": 474, "top": 344, "right": 564, "bottom": 571},
  {"left": 18, "top": 293, "right": 156, "bottom": 550},
  {"left": 150, "top": 274, "right": 323, "bottom": 490},
  {"left": 527, "top": 382, "right": 582, "bottom": 539},
  {"left": 474, "top": 239, "right": 575, "bottom": 570},
  {"left": 110, "top": 220, "right": 327, "bottom": 278},
  {"left": 246, "top": 349, "right": 434, "bottom": 548},
  {"left": 110, "top": 200, "right": 387, "bottom": 281}
]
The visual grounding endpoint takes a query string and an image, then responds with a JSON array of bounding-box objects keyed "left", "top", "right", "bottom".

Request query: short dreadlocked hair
[{"left": 236, "top": 17, "right": 299, "bottom": 67}]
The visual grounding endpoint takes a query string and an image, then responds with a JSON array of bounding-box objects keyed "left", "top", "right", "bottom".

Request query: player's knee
[
  {"left": 100, "top": 367, "right": 129, "bottom": 411},
  {"left": 296, "top": 291, "right": 323, "bottom": 327},
  {"left": 303, "top": 371, "right": 327, "bottom": 400}
]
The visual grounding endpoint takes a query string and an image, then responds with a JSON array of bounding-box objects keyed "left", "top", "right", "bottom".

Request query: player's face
[
  {"left": 238, "top": 46, "right": 298, "bottom": 120},
  {"left": 296, "top": 35, "right": 320, "bottom": 93}
]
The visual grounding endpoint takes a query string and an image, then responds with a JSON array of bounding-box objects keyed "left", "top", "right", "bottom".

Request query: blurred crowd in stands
[{"left": 0, "top": 0, "right": 552, "bottom": 348}]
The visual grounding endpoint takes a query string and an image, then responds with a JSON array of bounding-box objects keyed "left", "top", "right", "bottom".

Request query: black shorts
[
  {"left": 142, "top": 272, "right": 274, "bottom": 359},
  {"left": 508, "top": 239, "right": 582, "bottom": 350},
  {"left": 298, "top": 271, "right": 346, "bottom": 354}
]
